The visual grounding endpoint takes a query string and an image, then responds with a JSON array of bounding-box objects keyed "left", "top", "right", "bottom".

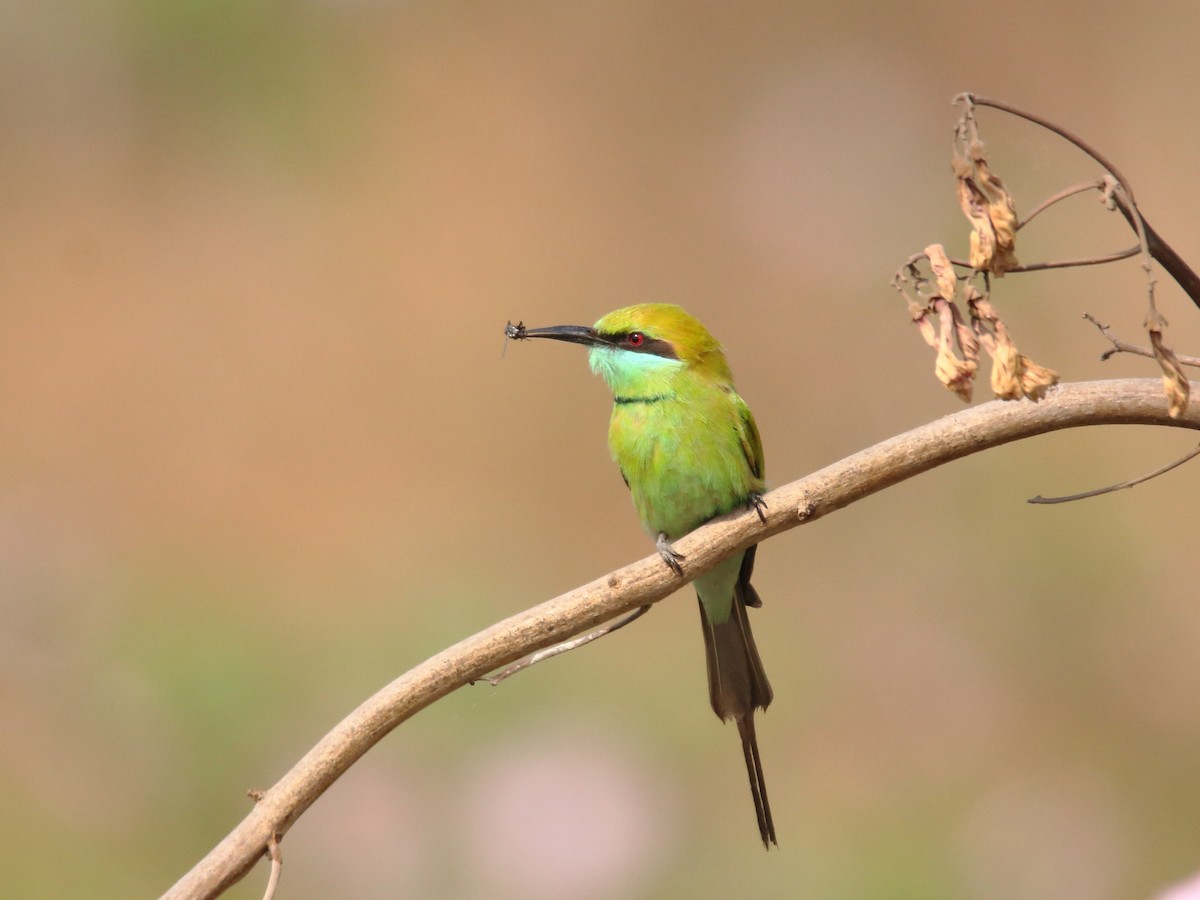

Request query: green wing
[
  {"left": 734, "top": 394, "right": 765, "bottom": 482},
  {"left": 733, "top": 393, "right": 765, "bottom": 609}
]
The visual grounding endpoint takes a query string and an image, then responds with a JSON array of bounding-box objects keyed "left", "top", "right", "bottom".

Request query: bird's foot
[
  {"left": 656, "top": 532, "right": 685, "bottom": 576},
  {"left": 749, "top": 492, "right": 768, "bottom": 525}
]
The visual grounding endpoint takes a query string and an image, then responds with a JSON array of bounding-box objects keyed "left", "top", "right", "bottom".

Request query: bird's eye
[{"left": 627, "top": 332, "right": 645, "bottom": 347}]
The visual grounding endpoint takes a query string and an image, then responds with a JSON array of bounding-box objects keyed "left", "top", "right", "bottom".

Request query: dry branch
[{"left": 162, "top": 378, "right": 1200, "bottom": 900}]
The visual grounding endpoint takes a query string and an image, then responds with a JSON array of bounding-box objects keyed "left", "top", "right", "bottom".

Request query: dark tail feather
[
  {"left": 737, "top": 713, "right": 776, "bottom": 848},
  {"left": 698, "top": 585, "right": 777, "bottom": 848}
]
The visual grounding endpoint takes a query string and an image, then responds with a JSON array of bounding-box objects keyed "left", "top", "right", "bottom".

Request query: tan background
[{"left": 3, "top": 2, "right": 1200, "bottom": 898}]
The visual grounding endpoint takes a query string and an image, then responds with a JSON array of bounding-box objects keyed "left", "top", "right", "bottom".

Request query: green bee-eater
[{"left": 509, "top": 303, "right": 776, "bottom": 847}]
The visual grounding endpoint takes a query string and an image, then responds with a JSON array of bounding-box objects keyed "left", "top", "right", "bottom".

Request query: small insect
[{"left": 502, "top": 320, "right": 528, "bottom": 358}]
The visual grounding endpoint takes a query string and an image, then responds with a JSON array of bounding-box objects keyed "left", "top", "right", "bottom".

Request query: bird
[{"left": 508, "top": 303, "right": 776, "bottom": 847}]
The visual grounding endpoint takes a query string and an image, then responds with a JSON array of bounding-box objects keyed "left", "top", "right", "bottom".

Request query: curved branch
[{"left": 162, "top": 379, "right": 1200, "bottom": 900}]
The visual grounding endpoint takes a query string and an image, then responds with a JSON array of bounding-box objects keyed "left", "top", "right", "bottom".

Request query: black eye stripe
[{"left": 605, "top": 332, "right": 679, "bottom": 359}]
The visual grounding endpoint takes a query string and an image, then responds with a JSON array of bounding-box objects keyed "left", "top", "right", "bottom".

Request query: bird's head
[{"left": 508, "top": 304, "right": 732, "bottom": 396}]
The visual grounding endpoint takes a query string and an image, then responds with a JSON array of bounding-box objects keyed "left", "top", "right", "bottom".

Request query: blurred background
[{"left": 3, "top": 1, "right": 1200, "bottom": 898}]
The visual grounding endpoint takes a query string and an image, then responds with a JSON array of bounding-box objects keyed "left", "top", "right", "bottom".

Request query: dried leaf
[
  {"left": 935, "top": 343, "right": 977, "bottom": 401},
  {"left": 924, "top": 243, "right": 958, "bottom": 303},
  {"left": 966, "top": 289, "right": 999, "bottom": 354},
  {"left": 897, "top": 280, "right": 938, "bottom": 349},
  {"left": 954, "top": 140, "right": 1019, "bottom": 275},
  {"left": 989, "top": 330, "right": 1023, "bottom": 400},
  {"left": 911, "top": 305, "right": 938, "bottom": 348},
  {"left": 970, "top": 294, "right": 1059, "bottom": 401},
  {"left": 933, "top": 297, "right": 976, "bottom": 402},
  {"left": 1017, "top": 356, "right": 1059, "bottom": 400},
  {"left": 956, "top": 310, "right": 980, "bottom": 368},
  {"left": 1148, "top": 327, "right": 1191, "bottom": 418},
  {"left": 956, "top": 173, "right": 996, "bottom": 271},
  {"left": 970, "top": 141, "right": 1020, "bottom": 275}
]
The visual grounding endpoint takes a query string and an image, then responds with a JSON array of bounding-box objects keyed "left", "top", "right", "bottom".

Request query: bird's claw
[
  {"left": 749, "top": 492, "right": 768, "bottom": 525},
  {"left": 656, "top": 532, "right": 685, "bottom": 576}
]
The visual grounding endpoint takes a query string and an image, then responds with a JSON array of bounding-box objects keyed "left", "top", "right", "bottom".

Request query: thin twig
[
  {"left": 1110, "top": 182, "right": 1161, "bottom": 321},
  {"left": 1029, "top": 442, "right": 1200, "bottom": 504},
  {"left": 262, "top": 835, "right": 281, "bottom": 900},
  {"left": 481, "top": 605, "right": 651, "bottom": 685},
  {"left": 895, "top": 245, "right": 1142, "bottom": 291},
  {"left": 1084, "top": 314, "right": 1200, "bottom": 367},
  {"left": 946, "top": 247, "right": 1142, "bottom": 274},
  {"left": 1017, "top": 179, "right": 1106, "bottom": 230}
]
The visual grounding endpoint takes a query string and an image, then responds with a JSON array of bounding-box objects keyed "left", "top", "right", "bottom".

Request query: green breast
[{"left": 608, "top": 391, "right": 761, "bottom": 539}]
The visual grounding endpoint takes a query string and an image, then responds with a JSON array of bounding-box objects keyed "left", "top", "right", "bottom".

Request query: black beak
[{"left": 505, "top": 322, "right": 602, "bottom": 347}]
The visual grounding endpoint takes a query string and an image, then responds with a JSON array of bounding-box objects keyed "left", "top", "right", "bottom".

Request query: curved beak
[{"left": 505, "top": 322, "right": 602, "bottom": 347}]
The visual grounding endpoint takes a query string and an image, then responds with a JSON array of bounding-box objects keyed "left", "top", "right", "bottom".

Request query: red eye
[{"left": 627, "top": 332, "right": 645, "bottom": 347}]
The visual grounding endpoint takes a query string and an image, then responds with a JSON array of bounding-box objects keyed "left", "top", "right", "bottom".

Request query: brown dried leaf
[
  {"left": 956, "top": 310, "right": 980, "bottom": 368},
  {"left": 970, "top": 141, "right": 1020, "bottom": 275},
  {"left": 1017, "top": 356, "right": 1059, "bottom": 400},
  {"left": 963, "top": 284, "right": 982, "bottom": 302},
  {"left": 957, "top": 174, "right": 996, "bottom": 271},
  {"left": 924, "top": 243, "right": 958, "bottom": 303},
  {"left": 989, "top": 331, "right": 1023, "bottom": 400},
  {"left": 897, "top": 280, "right": 938, "bottom": 350},
  {"left": 954, "top": 140, "right": 1019, "bottom": 276},
  {"left": 933, "top": 297, "right": 976, "bottom": 402},
  {"left": 966, "top": 288, "right": 998, "bottom": 354},
  {"left": 936, "top": 344, "right": 977, "bottom": 402},
  {"left": 1148, "top": 327, "right": 1191, "bottom": 418},
  {"left": 971, "top": 297, "right": 1059, "bottom": 401},
  {"left": 911, "top": 305, "right": 938, "bottom": 348}
]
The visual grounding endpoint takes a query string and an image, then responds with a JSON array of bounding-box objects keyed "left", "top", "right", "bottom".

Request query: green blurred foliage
[{"left": 1, "top": 1, "right": 1200, "bottom": 898}]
